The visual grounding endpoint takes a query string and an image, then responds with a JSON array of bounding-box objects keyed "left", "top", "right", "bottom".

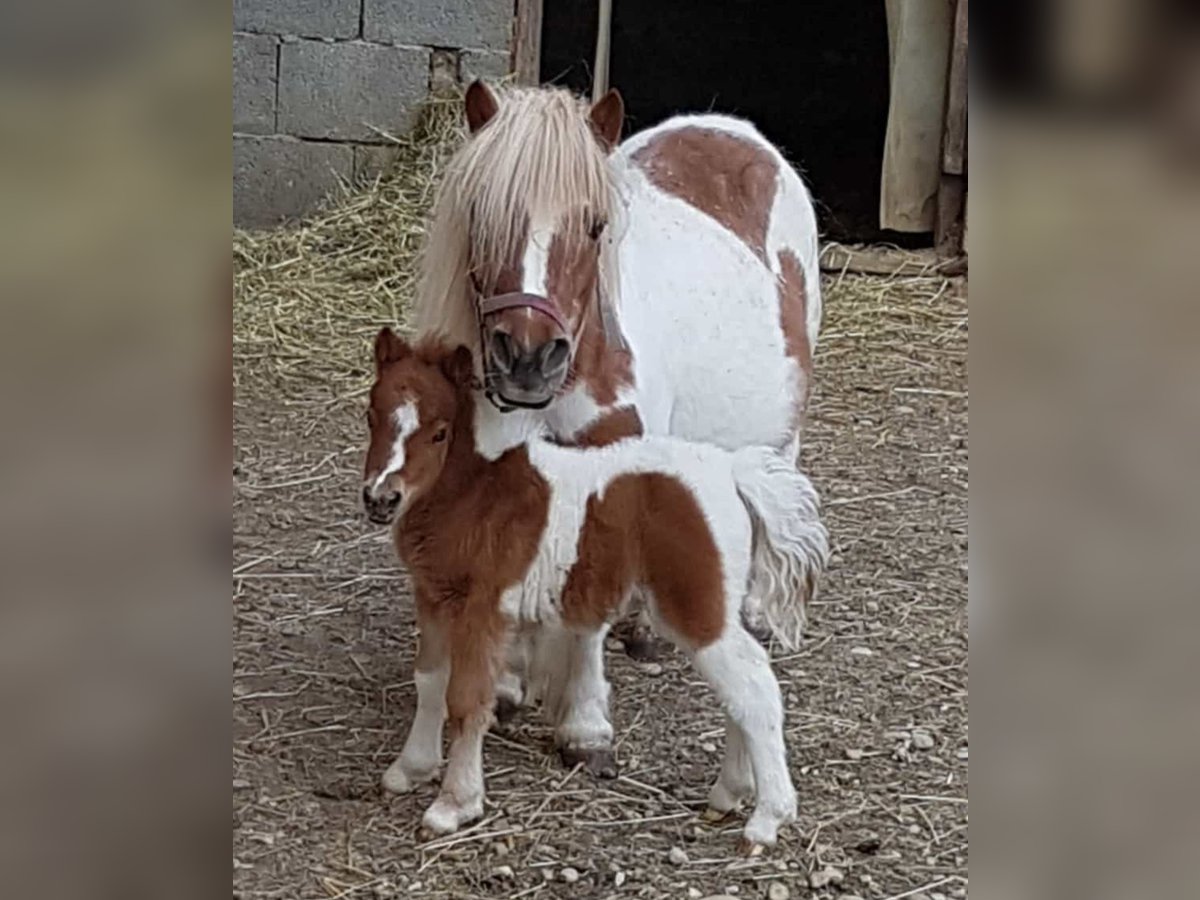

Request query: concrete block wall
[{"left": 234, "top": 0, "right": 512, "bottom": 227}]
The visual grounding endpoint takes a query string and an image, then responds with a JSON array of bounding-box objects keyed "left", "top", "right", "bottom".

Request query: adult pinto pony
[{"left": 394, "top": 81, "right": 822, "bottom": 782}]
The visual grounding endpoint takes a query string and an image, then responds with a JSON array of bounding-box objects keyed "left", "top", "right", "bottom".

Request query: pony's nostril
[
  {"left": 539, "top": 338, "right": 571, "bottom": 377},
  {"left": 386, "top": 491, "right": 401, "bottom": 508},
  {"left": 362, "top": 486, "right": 372, "bottom": 507},
  {"left": 490, "top": 331, "right": 515, "bottom": 372}
]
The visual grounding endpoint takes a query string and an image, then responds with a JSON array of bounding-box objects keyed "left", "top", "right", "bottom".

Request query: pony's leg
[
  {"left": 690, "top": 625, "right": 796, "bottom": 851},
  {"left": 554, "top": 627, "right": 618, "bottom": 778},
  {"left": 421, "top": 610, "right": 501, "bottom": 835},
  {"left": 494, "top": 629, "right": 530, "bottom": 722},
  {"left": 529, "top": 622, "right": 570, "bottom": 722},
  {"left": 382, "top": 617, "right": 448, "bottom": 794},
  {"left": 613, "top": 589, "right": 665, "bottom": 661},
  {"left": 703, "top": 712, "right": 756, "bottom": 820}
]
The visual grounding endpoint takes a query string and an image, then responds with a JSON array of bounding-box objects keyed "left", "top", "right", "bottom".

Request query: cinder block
[
  {"left": 364, "top": 0, "right": 511, "bottom": 50},
  {"left": 354, "top": 145, "right": 401, "bottom": 182},
  {"left": 278, "top": 40, "right": 428, "bottom": 142},
  {"left": 233, "top": 0, "right": 360, "bottom": 40},
  {"left": 234, "top": 33, "right": 278, "bottom": 134},
  {"left": 234, "top": 136, "right": 353, "bottom": 227},
  {"left": 461, "top": 49, "right": 511, "bottom": 84}
]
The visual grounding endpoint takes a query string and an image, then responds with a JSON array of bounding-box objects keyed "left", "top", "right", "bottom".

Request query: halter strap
[{"left": 477, "top": 292, "right": 569, "bottom": 333}]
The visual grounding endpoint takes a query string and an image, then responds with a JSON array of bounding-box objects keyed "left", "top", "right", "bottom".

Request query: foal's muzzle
[{"left": 362, "top": 485, "right": 400, "bottom": 525}]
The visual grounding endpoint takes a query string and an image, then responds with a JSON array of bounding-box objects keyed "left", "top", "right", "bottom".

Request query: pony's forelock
[{"left": 414, "top": 86, "right": 619, "bottom": 354}]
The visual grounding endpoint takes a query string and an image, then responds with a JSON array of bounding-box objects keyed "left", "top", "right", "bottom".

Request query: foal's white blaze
[{"left": 369, "top": 401, "right": 420, "bottom": 495}]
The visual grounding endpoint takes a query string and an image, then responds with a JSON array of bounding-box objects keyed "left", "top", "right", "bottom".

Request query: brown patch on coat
[
  {"left": 561, "top": 473, "right": 725, "bottom": 649},
  {"left": 568, "top": 406, "right": 644, "bottom": 447},
  {"left": 631, "top": 126, "right": 779, "bottom": 263},
  {"left": 544, "top": 228, "right": 634, "bottom": 406},
  {"left": 776, "top": 249, "right": 813, "bottom": 421}
]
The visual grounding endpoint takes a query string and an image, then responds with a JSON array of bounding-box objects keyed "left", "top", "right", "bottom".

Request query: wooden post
[
  {"left": 935, "top": 0, "right": 968, "bottom": 261},
  {"left": 513, "top": 0, "right": 544, "bottom": 86},
  {"left": 592, "top": 0, "right": 613, "bottom": 102}
]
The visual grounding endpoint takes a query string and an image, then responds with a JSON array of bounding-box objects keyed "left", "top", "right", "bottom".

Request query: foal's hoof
[
  {"left": 559, "top": 746, "right": 619, "bottom": 779},
  {"left": 421, "top": 795, "right": 482, "bottom": 837},
  {"left": 701, "top": 807, "right": 736, "bottom": 824},
  {"left": 622, "top": 633, "right": 663, "bottom": 662},
  {"left": 736, "top": 838, "right": 765, "bottom": 858},
  {"left": 381, "top": 760, "right": 437, "bottom": 795},
  {"left": 494, "top": 696, "right": 521, "bottom": 724}
]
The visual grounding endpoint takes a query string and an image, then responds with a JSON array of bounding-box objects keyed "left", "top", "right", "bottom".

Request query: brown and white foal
[{"left": 362, "top": 330, "right": 828, "bottom": 850}]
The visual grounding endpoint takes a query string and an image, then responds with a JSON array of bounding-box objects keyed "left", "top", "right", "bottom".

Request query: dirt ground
[{"left": 233, "top": 263, "right": 968, "bottom": 900}]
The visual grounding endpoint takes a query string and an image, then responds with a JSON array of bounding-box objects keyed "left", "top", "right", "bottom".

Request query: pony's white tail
[{"left": 732, "top": 447, "right": 830, "bottom": 652}]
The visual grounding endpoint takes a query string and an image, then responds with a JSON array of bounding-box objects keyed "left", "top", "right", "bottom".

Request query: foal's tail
[{"left": 732, "top": 447, "right": 830, "bottom": 652}]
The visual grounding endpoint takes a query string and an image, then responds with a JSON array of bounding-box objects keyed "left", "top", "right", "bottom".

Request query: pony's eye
[
  {"left": 589, "top": 218, "right": 607, "bottom": 241},
  {"left": 432, "top": 427, "right": 448, "bottom": 444},
  {"left": 366, "top": 409, "right": 378, "bottom": 427}
]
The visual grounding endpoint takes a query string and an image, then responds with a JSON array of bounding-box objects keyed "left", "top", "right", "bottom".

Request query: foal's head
[
  {"left": 361, "top": 330, "right": 474, "bottom": 525},
  {"left": 423, "top": 81, "right": 624, "bottom": 409}
]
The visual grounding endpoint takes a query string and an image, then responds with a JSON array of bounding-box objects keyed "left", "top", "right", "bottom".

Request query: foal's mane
[{"left": 413, "top": 85, "right": 619, "bottom": 355}]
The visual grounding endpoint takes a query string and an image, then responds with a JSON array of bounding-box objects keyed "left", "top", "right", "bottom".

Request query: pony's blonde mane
[{"left": 414, "top": 85, "right": 618, "bottom": 352}]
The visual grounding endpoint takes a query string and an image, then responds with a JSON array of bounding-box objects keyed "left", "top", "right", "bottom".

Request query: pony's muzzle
[
  {"left": 486, "top": 329, "right": 571, "bottom": 405},
  {"left": 362, "top": 485, "right": 401, "bottom": 525}
]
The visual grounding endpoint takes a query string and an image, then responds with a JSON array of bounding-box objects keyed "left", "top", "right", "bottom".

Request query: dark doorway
[{"left": 541, "top": 0, "right": 923, "bottom": 244}]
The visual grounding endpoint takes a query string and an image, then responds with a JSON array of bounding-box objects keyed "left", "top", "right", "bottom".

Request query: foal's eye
[
  {"left": 588, "top": 217, "right": 607, "bottom": 241},
  {"left": 366, "top": 409, "right": 378, "bottom": 427},
  {"left": 432, "top": 427, "right": 448, "bottom": 444}
]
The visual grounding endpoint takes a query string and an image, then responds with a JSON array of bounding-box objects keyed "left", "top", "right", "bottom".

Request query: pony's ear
[
  {"left": 374, "top": 327, "right": 409, "bottom": 371},
  {"left": 441, "top": 345, "right": 476, "bottom": 388},
  {"left": 589, "top": 89, "right": 624, "bottom": 151},
  {"left": 464, "top": 80, "right": 499, "bottom": 134}
]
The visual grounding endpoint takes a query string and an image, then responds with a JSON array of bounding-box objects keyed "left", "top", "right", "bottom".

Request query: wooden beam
[
  {"left": 942, "top": 0, "right": 968, "bottom": 176},
  {"left": 935, "top": 0, "right": 968, "bottom": 259},
  {"left": 592, "top": 0, "right": 613, "bottom": 102},
  {"left": 820, "top": 244, "right": 958, "bottom": 277},
  {"left": 513, "top": 0, "right": 544, "bottom": 86}
]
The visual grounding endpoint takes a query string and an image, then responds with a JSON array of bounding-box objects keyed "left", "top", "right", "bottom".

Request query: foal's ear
[
  {"left": 374, "top": 327, "right": 409, "bottom": 370},
  {"left": 440, "top": 345, "right": 476, "bottom": 388},
  {"left": 589, "top": 89, "right": 624, "bottom": 151},
  {"left": 464, "top": 80, "right": 499, "bottom": 134}
]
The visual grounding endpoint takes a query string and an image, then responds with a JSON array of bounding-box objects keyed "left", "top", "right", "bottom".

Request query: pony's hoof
[
  {"left": 702, "top": 807, "right": 736, "bottom": 824},
  {"left": 736, "top": 838, "right": 765, "bottom": 858},
  {"left": 622, "top": 634, "right": 662, "bottom": 662},
  {"left": 559, "top": 746, "right": 619, "bottom": 779},
  {"left": 494, "top": 696, "right": 521, "bottom": 724}
]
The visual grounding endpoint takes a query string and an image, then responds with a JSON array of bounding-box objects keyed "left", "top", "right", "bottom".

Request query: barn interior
[{"left": 540, "top": 0, "right": 924, "bottom": 245}]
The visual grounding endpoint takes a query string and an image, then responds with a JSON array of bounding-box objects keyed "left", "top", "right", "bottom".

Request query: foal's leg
[
  {"left": 554, "top": 626, "right": 617, "bottom": 778},
  {"left": 690, "top": 625, "right": 796, "bottom": 851},
  {"left": 421, "top": 610, "right": 502, "bottom": 835},
  {"left": 382, "top": 616, "right": 448, "bottom": 794}
]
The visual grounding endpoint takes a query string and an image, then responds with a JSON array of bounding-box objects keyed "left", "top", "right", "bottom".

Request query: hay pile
[{"left": 233, "top": 99, "right": 465, "bottom": 393}]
